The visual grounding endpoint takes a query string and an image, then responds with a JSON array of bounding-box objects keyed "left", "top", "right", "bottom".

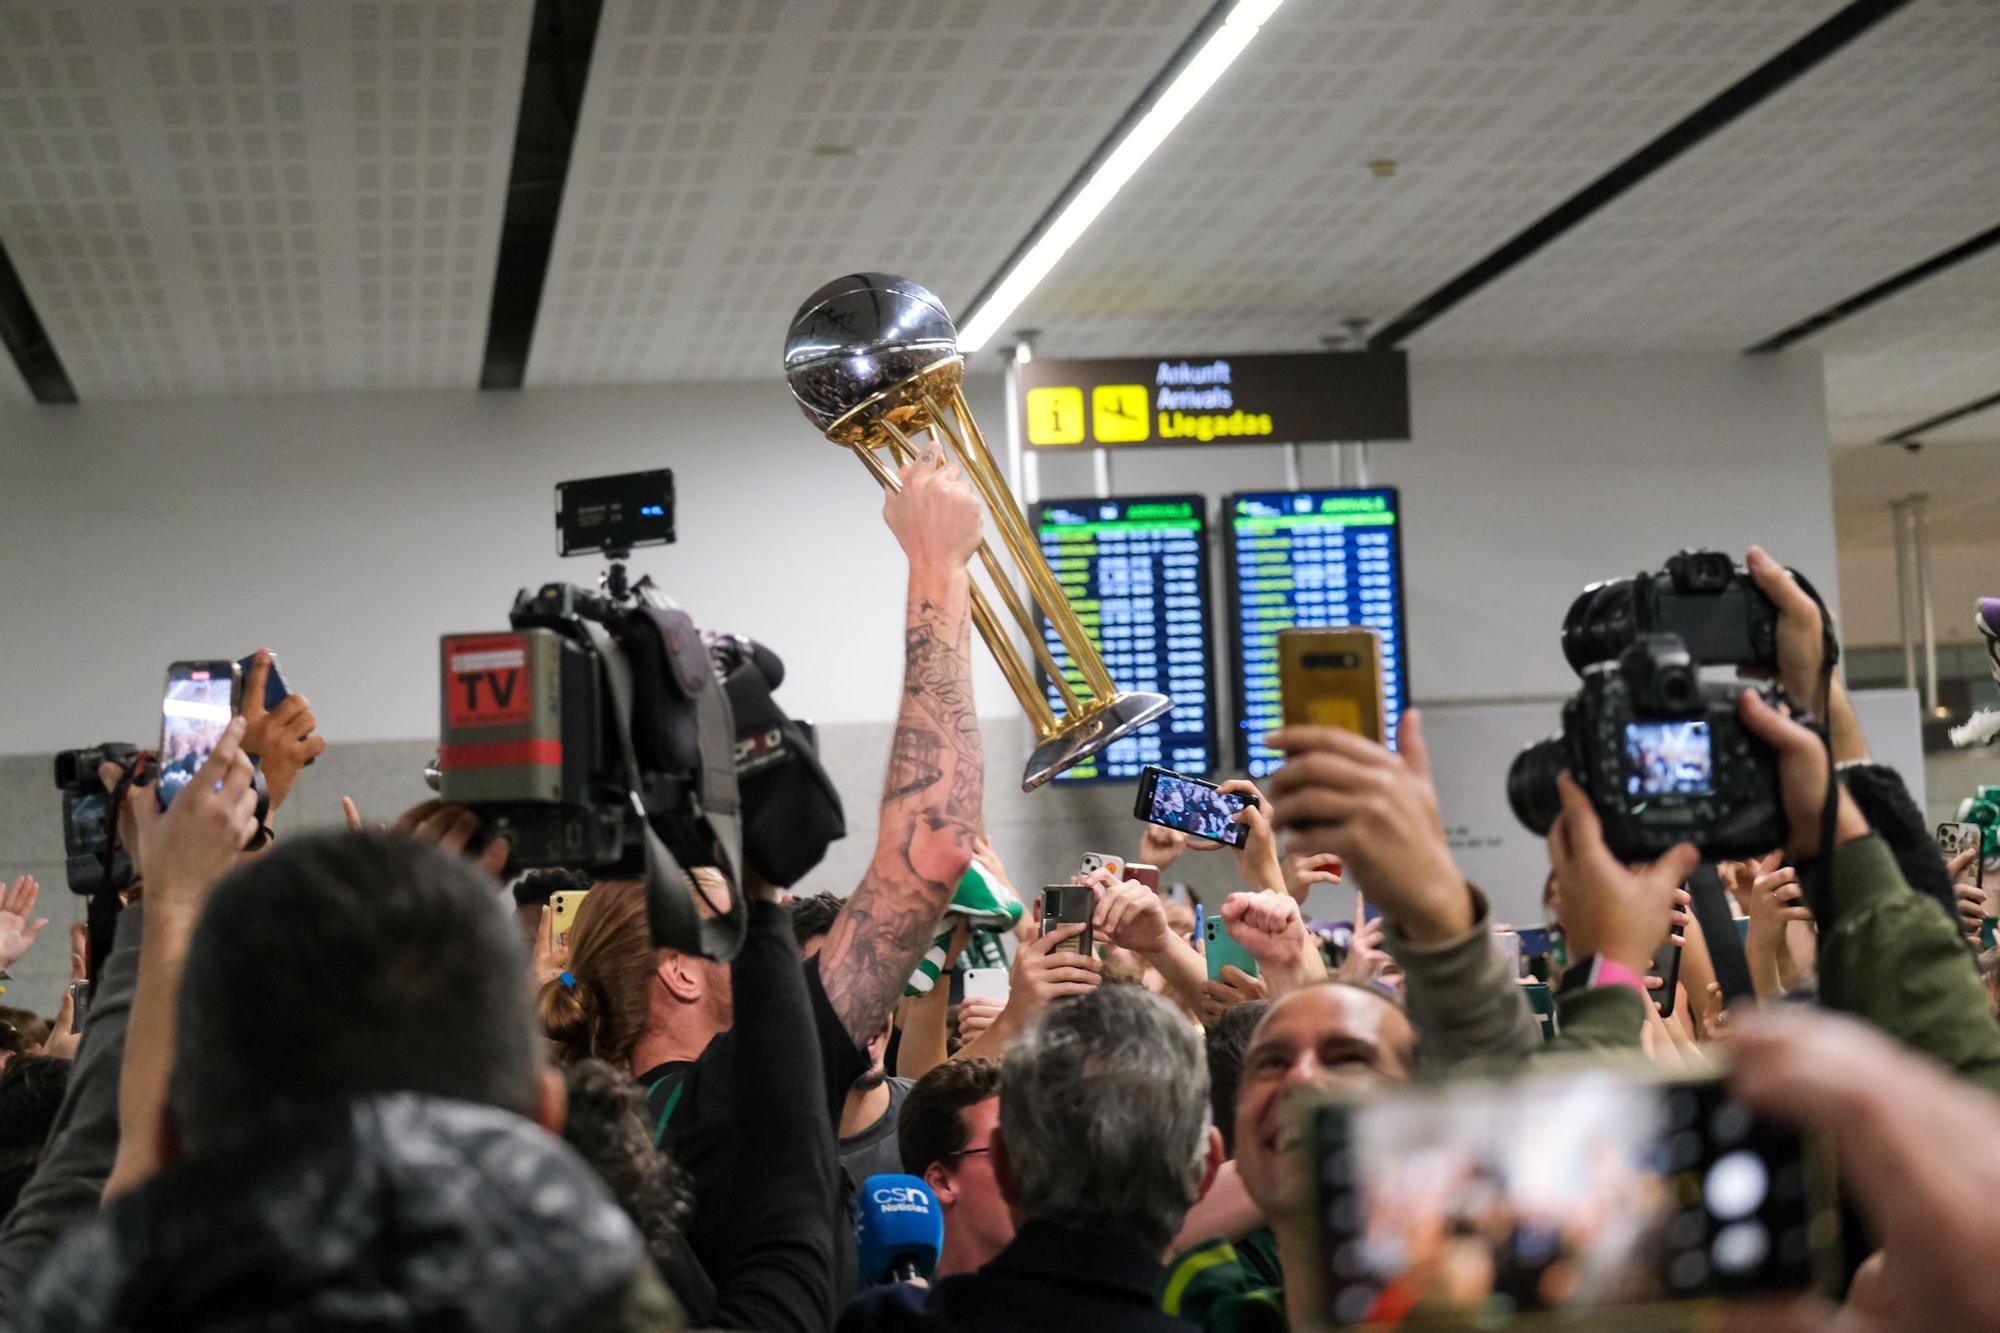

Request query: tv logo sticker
[
  {"left": 871, "top": 1185, "right": 934, "bottom": 1215},
  {"left": 446, "top": 635, "right": 532, "bottom": 728}
]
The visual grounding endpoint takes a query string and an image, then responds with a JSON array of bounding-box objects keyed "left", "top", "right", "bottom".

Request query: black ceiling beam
[
  {"left": 1747, "top": 221, "right": 2000, "bottom": 354},
  {"left": 0, "top": 236, "right": 77, "bottom": 404},
  {"left": 479, "top": 0, "right": 603, "bottom": 390},
  {"left": 1368, "top": 0, "right": 1912, "bottom": 351},
  {"left": 1881, "top": 389, "right": 2000, "bottom": 445}
]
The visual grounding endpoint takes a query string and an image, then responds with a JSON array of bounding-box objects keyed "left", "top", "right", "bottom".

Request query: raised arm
[{"left": 819, "top": 451, "right": 985, "bottom": 1046}]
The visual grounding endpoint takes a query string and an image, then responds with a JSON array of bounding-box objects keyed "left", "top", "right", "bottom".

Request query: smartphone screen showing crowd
[
  {"left": 1314, "top": 1066, "right": 1837, "bottom": 1325},
  {"left": 1279, "top": 627, "right": 1385, "bottom": 742},
  {"left": 157, "top": 661, "right": 240, "bottom": 811},
  {"left": 1227, "top": 488, "right": 1409, "bottom": 775},
  {"left": 1134, "top": 765, "right": 1249, "bottom": 850},
  {"left": 1030, "top": 495, "right": 1218, "bottom": 783}
]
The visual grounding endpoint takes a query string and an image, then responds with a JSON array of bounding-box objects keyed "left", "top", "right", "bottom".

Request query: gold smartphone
[
  {"left": 1278, "top": 627, "right": 1385, "bottom": 742},
  {"left": 549, "top": 889, "right": 591, "bottom": 951}
]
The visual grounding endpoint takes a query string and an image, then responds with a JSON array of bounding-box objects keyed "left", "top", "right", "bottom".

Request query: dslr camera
[
  {"left": 1508, "top": 634, "right": 1788, "bottom": 860},
  {"left": 53, "top": 743, "right": 145, "bottom": 895},
  {"left": 1561, "top": 549, "right": 1827, "bottom": 676},
  {"left": 434, "top": 470, "right": 843, "bottom": 960}
]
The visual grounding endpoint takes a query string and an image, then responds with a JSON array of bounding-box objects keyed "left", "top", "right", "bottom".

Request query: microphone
[{"left": 856, "top": 1174, "right": 943, "bottom": 1286}]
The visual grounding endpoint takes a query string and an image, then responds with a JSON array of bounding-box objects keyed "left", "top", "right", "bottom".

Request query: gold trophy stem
[
  {"left": 922, "top": 390, "right": 1118, "bottom": 700},
  {"left": 843, "top": 436, "right": 1060, "bottom": 735}
]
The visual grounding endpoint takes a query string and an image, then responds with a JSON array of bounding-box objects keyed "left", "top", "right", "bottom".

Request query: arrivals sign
[{"left": 1015, "top": 350, "right": 1408, "bottom": 450}]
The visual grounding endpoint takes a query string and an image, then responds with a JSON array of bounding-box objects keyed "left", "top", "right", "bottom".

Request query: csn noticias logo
[{"left": 871, "top": 1186, "right": 933, "bottom": 1215}]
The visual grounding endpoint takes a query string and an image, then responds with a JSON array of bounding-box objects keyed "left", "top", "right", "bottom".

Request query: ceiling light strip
[
  {"left": 0, "top": 237, "right": 78, "bottom": 405},
  {"left": 1881, "top": 389, "right": 2000, "bottom": 446},
  {"left": 955, "top": 0, "right": 1287, "bottom": 355},
  {"left": 1368, "top": 0, "right": 1912, "bottom": 351},
  {"left": 1746, "top": 220, "right": 2000, "bottom": 355}
]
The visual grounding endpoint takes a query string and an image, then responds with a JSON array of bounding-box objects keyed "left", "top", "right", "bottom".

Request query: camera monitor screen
[
  {"left": 159, "top": 667, "right": 236, "bottom": 809},
  {"left": 1144, "top": 772, "right": 1246, "bottom": 844},
  {"left": 1625, "top": 720, "right": 1712, "bottom": 796},
  {"left": 1227, "top": 488, "right": 1408, "bottom": 776},
  {"left": 556, "top": 469, "right": 676, "bottom": 557},
  {"left": 1314, "top": 1067, "right": 1831, "bottom": 1326},
  {"left": 1032, "top": 495, "right": 1217, "bottom": 783}
]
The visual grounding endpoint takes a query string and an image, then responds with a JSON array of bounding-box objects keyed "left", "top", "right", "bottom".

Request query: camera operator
[
  {"left": 841, "top": 985, "right": 1221, "bottom": 1333},
  {"left": 544, "top": 450, "right": 988, "bottom": 1305}
]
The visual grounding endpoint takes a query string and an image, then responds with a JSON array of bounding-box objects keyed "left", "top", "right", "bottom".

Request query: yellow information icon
[
  {"left": 1091, "top": 384, "right": 1151, "bottom": 443},
  {"left": 1025, "top": 386, "right": 1085, "bottom": 446}
]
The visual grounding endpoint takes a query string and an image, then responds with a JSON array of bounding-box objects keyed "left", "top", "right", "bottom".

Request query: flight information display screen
[
  {"left": 1032, "top": 494, "right": 1217, "bottom": 783},
  {"left": 1227, "top": 487, "right": 1409, "bottom": 776}
]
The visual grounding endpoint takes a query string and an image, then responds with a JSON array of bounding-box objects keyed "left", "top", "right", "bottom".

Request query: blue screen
[
  {"left": 1033, "top": 494, "right": 1216, "bottom": 783},
  {"left": 1227, "top": 488, "right": 1409, "bottom": 777}
]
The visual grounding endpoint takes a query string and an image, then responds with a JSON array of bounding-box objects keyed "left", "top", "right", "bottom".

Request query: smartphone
[
  {"left": 962, "top": 967, "right": 1010, "bottom": 1003},
  {"left": 1652, "top": 937, "right": 1684, "bottom": 1019},
  {"left": 1939, "top": 822, "right": 1984, "bottom": 889},
  {"left": 1204, "top": 915, "right": 1261, "bottom": 983},
  {"left": 1128, "top": 863, "right": 1161, "bottom": 893},
  {"left": 1039, "top": 886, "right": 1093, "bottom": 956},
  {"left": 67, "top": 978, "right": 90, "bottom": 1028},
  {"left": 236, "top": 652, "right": 292, "bottom": 712},
  {"left": 1079, "top": 852, "right": 1125, "bottom": 882},
  {"left": 1515, "top": 926, "right": 1555, "bottom": 960},
  {"left": 1278, "top": 627, "right": 1385, "bottom": 743},
  {"left": 157, "top": 661, "right": 243, "bottom": 810},
  {"left": 1313, "top": 1065, "right": 1839, "bottom": 1324},
  {"left": 1135, "top": 765, "right": 1249, "bottom": 850},
  {"left": 549, "top": 889, "right": 590, "bottom": 951}
]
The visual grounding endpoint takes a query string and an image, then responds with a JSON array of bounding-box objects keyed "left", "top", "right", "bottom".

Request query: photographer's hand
[
  {"left": 1216, "top": 780, "right": 1286, "bottom": 895},
  {"left": 389, "top": 799, "right": 513, "bottom": 879},
  {"left": 0, "top": 876, "right": 49, "bottom": 972},
  {"left": 1267, "top": 710, "right": 1474, "bottom": 944},
  {"left": 239, "top": 649, "right": 325, "bottom": 814},
  {"left": 1745, "top": 545, "right": 1867, "bottom": 762},
  {"left": 1736, "top": 689, "right": 1871, "bottom": 857},
  {"left": 1548, "top": 772, "right": 1698, "bottom": 980}
]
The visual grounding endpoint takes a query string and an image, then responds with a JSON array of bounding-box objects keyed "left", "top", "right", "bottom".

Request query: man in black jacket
[{"left": 841, "top": 984, "right": 1223, "bottom": 1333}]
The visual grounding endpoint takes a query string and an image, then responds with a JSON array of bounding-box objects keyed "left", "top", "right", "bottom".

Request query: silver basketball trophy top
[{"left": 784, "top": 273, "right": 966, "bottom": 448}]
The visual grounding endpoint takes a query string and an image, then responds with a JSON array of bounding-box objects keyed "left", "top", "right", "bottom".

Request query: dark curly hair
[
  {"left": 559, "top": 1058, "right": 692, "bottom": 1279},
  {"left": 788, "top": 891, "right": 845, "bottom": 951}
]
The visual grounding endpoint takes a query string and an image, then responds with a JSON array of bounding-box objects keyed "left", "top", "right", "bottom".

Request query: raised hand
[
  {"left": 1336, "top": 916, "right": 1390, "bottom": 986},
  {"left": 1221, "top": 889, "right": 1326, "bottom": 998},
  {"left": 1198, "top": 965, "right": 1268, "bottom": 1025},
  {"left": 390, "top": 799, "right": 513, "bottom": 880},
  {"left": 129, "top": 716, "right": 262, "bottom": 911},
  {"left": 1548, "top": 773, "right": 1698, "bottom": 978},
  {"left": 883, "top": 450, "right": 982, "bottom": 570},
  {"left": 956, "top": 994, "right": 1005, "bottom": 1045},
  {"left": 1736, "top": 689, "right": 1871, "bottom": 856},
  {"left": 1137, "top": 823, "right": 1190, "bottom": 872},
  {"left": 1091, "top": 873, "right": 1172, "bottom": 955},
  {"left": 239, "top": 649, "right": 325, "bottom": 813},
  {"left": 0, "top": 876, "right": 49, "bottom": 972},
  {"left": 1007, "top": 921, "right": 1103, "bottom": 1017},
  {"left": 1282, "top": 851, "right": 1343, "bottom": 906},
  {"left": 1267, "top": 709, "right": 1472, "bottom": 944}
]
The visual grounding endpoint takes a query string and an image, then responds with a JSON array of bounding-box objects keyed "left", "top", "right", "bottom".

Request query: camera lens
[
  {"left": 1561, "top": 580, "right": 1637, "bottom": 674},
  {"left": 1506, "top": 738, "right": 1569, "bottom": 836}
]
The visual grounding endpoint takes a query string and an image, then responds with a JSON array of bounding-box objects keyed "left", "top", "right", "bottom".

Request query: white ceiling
[
  {"left": 0, "top": 0, "right": 1993, "bottom": 462},
  {"left": 0, "top": 0, "right": 533, "bottom": 397},
  {"left": 524, "top": 0, "right": 1211, "bottom": 385}
]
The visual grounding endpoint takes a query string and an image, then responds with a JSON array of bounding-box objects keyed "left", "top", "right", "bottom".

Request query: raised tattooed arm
[{"left": 819, "top": 453, "right": 985, "bottom": 1046}]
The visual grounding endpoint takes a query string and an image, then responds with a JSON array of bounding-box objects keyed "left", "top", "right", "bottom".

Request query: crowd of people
[{"left": 0, "top": 452, "right": 1996, "bottom": 1330}]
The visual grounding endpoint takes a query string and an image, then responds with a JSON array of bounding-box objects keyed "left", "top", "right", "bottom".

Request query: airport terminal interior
[{"left": 0, "top": 2, "right": 1997, "bottom": 1328}]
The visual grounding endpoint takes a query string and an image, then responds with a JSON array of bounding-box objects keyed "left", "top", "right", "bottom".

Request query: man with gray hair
[{"left": 839, "top": 985, "right": 1222, "bottom": 1331}]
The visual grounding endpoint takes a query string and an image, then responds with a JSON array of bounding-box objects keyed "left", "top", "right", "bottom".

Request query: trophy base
[{"left": 1021, "top": 691, "right": 1173, "bottom": 791}]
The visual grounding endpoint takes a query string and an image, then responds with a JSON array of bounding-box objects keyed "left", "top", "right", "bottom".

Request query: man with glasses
[{"left": 895, "top": 1058, "right": 1010, "bottom": 1278}]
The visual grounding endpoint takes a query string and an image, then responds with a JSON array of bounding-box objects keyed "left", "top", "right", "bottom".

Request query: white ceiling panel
[
  {"left": 526, "top": 0, "right": 1213, "bottom": 386},
  {"left": 1833, "top": 437, "right": 1999, "bottom": 550},
  {"left": 0, "top": 0, "right": 533, "bottom": 398},
  {"left": 1419, "top": 0, "right": 2000, "bottom": 360},
  {"left": 1002, "top": 0, "right": 1847, "bottom": 359},
  {"left": 1814, "top": 242, "right": 2000, "bottom": 445}
]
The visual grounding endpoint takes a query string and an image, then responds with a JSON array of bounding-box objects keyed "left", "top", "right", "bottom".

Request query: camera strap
[{"left": 578, "top": 617, "right": 747, "bottom": 962}]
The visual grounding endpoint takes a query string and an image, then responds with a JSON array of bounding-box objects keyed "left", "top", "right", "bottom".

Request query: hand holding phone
[
  {"left": 238, "top": 650, "right": 323, "bottom": 808},
  {"left": 157, "top": 661, "right": 243, "bottom": 811},
  {"left": 1038, "top": 886, "right": 1095, "bottom": 955},
  {"left": 1278, "top": 627, "right": 1386, "bottom": 742},
  {"left": 1135, "top": 766, "right": 1249, "bottom": 850}
]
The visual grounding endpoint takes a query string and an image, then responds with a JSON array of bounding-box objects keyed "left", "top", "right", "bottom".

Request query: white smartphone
[
  {"left": 962, "top": 967, "right": 1010, "bottom": 1003},
  {"left": 1079, "top": 852, "right": 1125, "bottom": 881}
]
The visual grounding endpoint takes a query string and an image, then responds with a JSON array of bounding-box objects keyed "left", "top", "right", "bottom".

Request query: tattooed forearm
[{"left": 822, "top": 569, "right": 984, "bottom": 1043}]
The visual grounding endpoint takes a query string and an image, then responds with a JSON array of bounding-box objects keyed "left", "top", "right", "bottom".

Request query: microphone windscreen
[{"left": 856, "top": 1173, "right": 943, "bottom": 1285}]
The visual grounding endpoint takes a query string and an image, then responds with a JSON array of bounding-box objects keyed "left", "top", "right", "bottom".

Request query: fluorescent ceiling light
[{"left": 956, "top": 0, "right": 1288, "bottom": 354}]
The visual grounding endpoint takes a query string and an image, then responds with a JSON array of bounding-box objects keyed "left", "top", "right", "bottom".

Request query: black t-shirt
[{"left": 639, "top": 955, "right": 870, "bottom": 1292}]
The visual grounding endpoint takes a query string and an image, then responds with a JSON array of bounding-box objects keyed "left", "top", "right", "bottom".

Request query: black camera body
[
  {"left": 1562, "top": 549, "right": 1791, "bottom": 676},
  {"left": 53, "top": 743, "right": 144, "bottom": 895},
  {"left": 1509, "top": 635, "right": 1788, "bottom": 861}
]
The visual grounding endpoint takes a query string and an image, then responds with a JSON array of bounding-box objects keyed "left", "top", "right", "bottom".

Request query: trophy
[{"left": 784, "top": 272, "right": 1171, "bottom": 790}]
